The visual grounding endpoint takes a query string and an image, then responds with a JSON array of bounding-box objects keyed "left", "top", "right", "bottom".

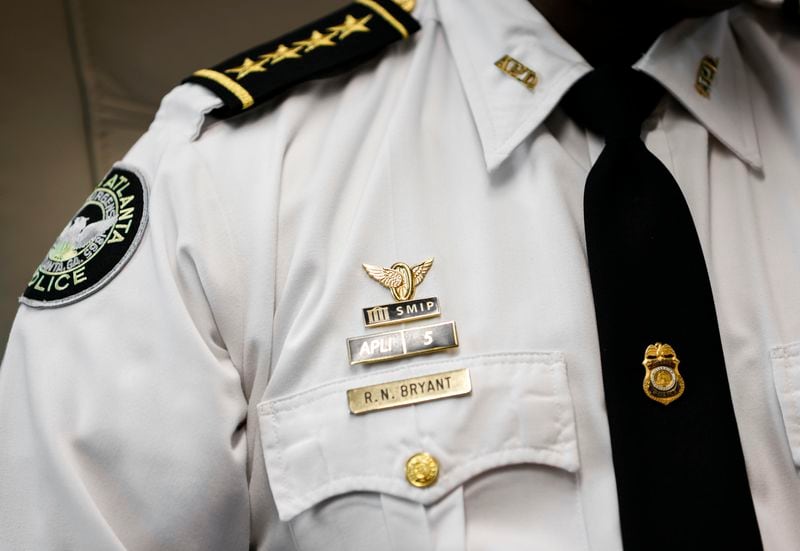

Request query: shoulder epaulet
[{"left": 184, "top": 0, "right": 420, "bottom": 119}]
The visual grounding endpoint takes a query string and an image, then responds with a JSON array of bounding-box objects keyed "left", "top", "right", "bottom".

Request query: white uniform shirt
[{"left": 2, "top": 0, "right": 799, "bottom": 549}]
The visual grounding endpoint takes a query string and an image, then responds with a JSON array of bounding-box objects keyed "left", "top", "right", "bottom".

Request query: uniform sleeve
[{"left": 0, "top": 95, "right": 251, "bottom": 550}]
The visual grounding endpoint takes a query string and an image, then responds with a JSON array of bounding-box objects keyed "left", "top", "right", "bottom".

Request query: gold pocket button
[{"left": 405, "top": 452, "right": 439, "bottom": 488}]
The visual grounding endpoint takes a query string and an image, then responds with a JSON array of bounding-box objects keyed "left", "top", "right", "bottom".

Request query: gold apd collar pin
[
  {"left": 695, "top": 55, "right": 718, "bottom": 98},
  {"left": 642, "top": 342, "right": 684, "bottom": 405},
  {"left": 495, "top": 54, "right": 538, "bottom": 91}
]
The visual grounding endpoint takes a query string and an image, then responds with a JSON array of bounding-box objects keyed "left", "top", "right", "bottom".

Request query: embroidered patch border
[{"left": 20, "top": 164, "right": 149, "bottom": 308}]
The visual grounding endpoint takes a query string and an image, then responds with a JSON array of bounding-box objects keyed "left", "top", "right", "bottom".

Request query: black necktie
[{"left": 562, "top": 66, "right": 762, "bottom": 549}]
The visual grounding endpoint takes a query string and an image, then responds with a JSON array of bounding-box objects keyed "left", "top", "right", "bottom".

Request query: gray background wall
[{"left": 0, "top": 0, "right": 344, "bottom": 355}]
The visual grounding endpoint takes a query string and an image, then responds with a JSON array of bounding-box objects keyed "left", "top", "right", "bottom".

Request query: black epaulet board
[{"left": 184, "top": 0, "right": 420, "bottom": 119}]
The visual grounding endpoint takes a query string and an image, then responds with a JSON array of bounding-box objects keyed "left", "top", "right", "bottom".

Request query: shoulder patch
[
  {"left": 21, "top": 166, "right": 149, "bottom": 308},
  {"left": 184, "top": 0, "right": 420, "bottom": 119}
]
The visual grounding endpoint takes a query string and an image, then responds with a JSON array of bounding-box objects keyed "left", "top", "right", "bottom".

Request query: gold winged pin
[{"left": 362, "top": 258, "right": 433, "bottom": 301}]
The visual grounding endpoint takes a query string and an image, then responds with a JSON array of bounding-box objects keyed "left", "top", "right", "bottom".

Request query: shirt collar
[
  {"left": 635, "top": 11, "right": 762, "bottom": 169},
  {"left": 431, "top": 0, "right": 762, "bottom": 171}
]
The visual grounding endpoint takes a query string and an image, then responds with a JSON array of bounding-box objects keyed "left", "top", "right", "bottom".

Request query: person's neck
[{"left": 528, "top": 0, "right": 684, "bottom": 66}]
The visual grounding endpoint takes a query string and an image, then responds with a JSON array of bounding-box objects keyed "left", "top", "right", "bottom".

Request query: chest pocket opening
[{"left": 257, "top": 352, "right": 580, "bottom": 522}]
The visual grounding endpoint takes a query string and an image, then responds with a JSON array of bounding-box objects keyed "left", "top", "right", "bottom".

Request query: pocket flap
[
  {"left": 770, "top": 343, "right": 800, "bottom": 467},
  {"left": 257, "top": 352, "right": 579, "bottom": 521}
]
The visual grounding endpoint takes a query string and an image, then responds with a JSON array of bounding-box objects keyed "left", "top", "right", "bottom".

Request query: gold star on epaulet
[
  {"left": 328, "top": 14, "right": 373, "bottom": 40},
  {"left": 224, "top": 57, "right": 270, "bottom": 81},
  {"left": 263, "top": 44, "right": 303, "bottom": 65},
  {"left": 293, "top": 30, "right": 338, "bottom": 53},
  {"left": 186, "top": 0, "right": 420, "bottom": 119}
]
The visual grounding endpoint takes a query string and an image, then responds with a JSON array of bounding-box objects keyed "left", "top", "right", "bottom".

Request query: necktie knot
[{"left": 561, "top": 66, "right": 664, "bottom": 140}]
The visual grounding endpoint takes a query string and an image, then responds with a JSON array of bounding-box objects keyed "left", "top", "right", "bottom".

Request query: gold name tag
[{"left": 347, "top": 368, "right": 472, "bottom": 414}]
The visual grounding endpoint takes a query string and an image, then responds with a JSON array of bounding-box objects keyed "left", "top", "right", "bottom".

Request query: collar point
[
  {"left": 740, "top": 151, "right": 764, "bottom": 172},
  {"left": 485, "top": 154, "right": 503, "bottom": 173}
]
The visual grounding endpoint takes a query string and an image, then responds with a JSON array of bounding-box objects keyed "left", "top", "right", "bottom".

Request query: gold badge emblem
[
  {"left": 642, "top": 343, "right": 684, "bottom": 405},
  {"left": 362, "top": 258, "right": 433, "bottom": 301}
]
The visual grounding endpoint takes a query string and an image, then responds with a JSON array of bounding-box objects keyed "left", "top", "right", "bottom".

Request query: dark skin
[{"left": 529, "top": 0, "right": 743, "bottom": 66}]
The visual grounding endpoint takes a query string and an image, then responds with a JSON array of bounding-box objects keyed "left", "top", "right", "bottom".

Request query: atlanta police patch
[{"left": 20, "top": 165, "right": 149, "bottom": 308}]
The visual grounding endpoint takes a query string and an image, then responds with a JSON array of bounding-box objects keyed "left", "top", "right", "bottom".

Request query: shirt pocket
[
  {"left": 770, "top": 342, "right": 800, "bottom": 468},
  {"left": 257, "top": 352, "right": 586, "bottom": 551}
]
